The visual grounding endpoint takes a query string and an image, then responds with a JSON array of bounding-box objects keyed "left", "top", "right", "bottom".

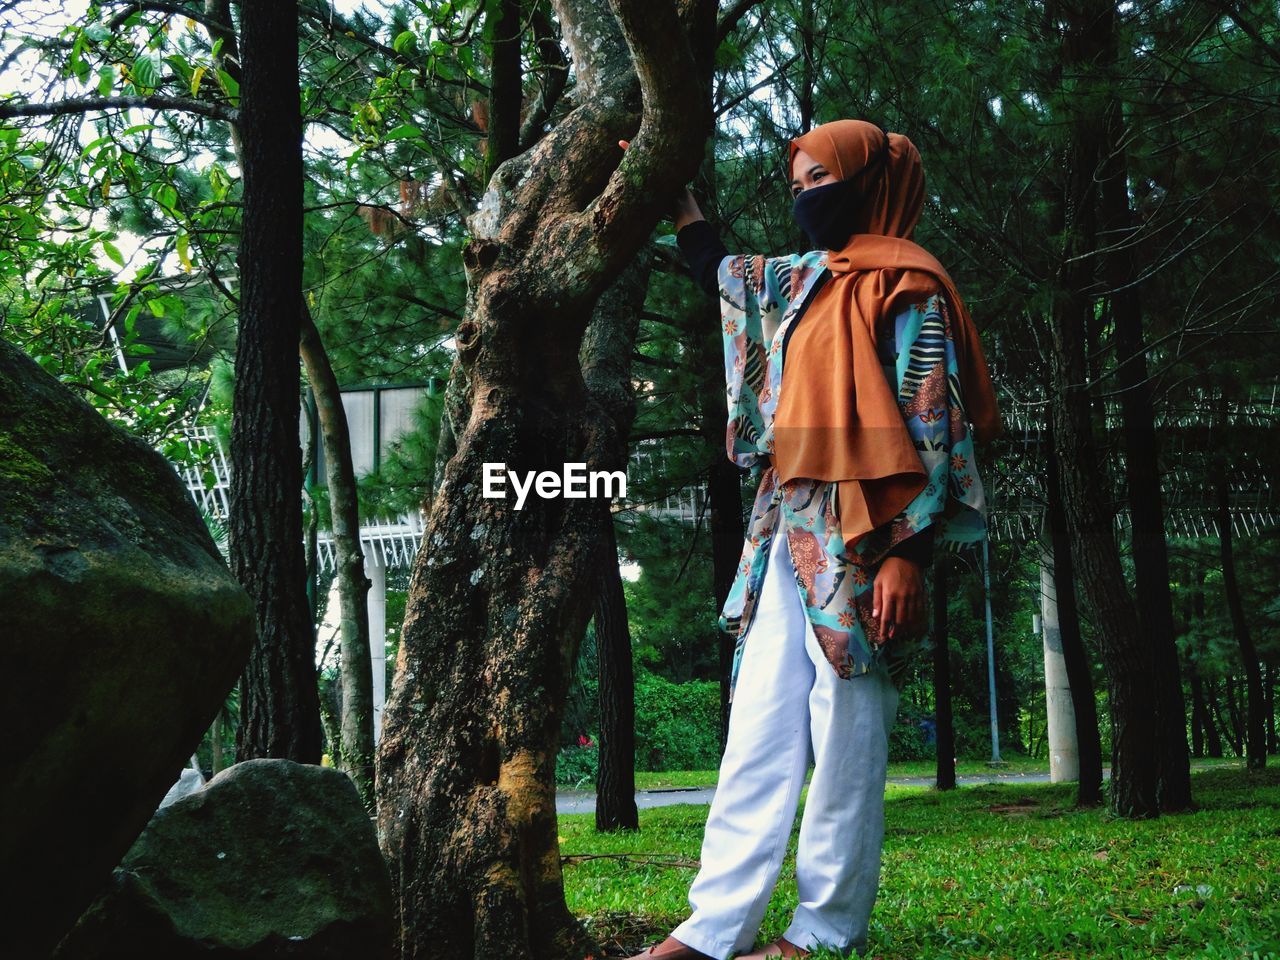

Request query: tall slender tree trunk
[
  {"left": 231, "top": 0, "right": 322, "bottom": 764},
  {"left": 211, "top": 708, "right": 225, "bottom": 774},
  {"left": 1191, "top": 571, "right": 1224, "bottom": 758},
  {"left": 1224, "top": 675, "right": 1244, "bottom": 756},
  {"left": 1215, "top": 471, "right": 1266, "bottom": 769},
  {"left": 1204, "top": 683, "right": 1225, "bottom": 758},
  {"left": 592, "top": 515, "right": 638, "bottom": 831},
  {"left": 300, "top": 307, "right": 375, "bottom": 806},
  {"left": 581, "top": 259, "right": 651, "bottom": 833},
  {"left": 1189, "top": 664, "right": 1205, "bottom": 759},
  {"left": 1045, "top": 416, "right": 1103, "bottom": 805},
  {"left": 1099, "top": 85, "right": 1192, "bottom": 811},
  {"left": 932, "top": 556, "right": 956, "bottom": 790},
  {"left": 1044, "top": 0, "right": 1158, "bottom": 817},
  {"left": 1207, "top": 677, "right": 1239, "bottom": 756},
  {"left": 374, "top": 2, "right": 713, "bottom": 955},
  {"left": 1266, "top": 661, "right": 1277, "bottom": 754},
  {"left": 482, "top": 0, "right": 523, "bottom": 183}
]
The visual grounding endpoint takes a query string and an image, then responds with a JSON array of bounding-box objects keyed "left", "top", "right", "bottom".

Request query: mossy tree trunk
[
  {"left": 300, "top": 305, "right": 375, "bottom": 806},
  {"left": 374, "top": 1, "right": 715, "bottom": 956}
]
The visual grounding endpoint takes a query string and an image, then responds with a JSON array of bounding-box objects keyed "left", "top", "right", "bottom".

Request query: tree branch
[
  {"left": 106, "top": 1, "right": 233, "bottom": 35},
  {"left": 539, "top": 0, "right": 710, "bottom": 305},
  {"left": 716, "top": 0, "right": 764, "bottom": 44},
  {"left": 0, "top": 94, "right": 237, "bottom": 123}
]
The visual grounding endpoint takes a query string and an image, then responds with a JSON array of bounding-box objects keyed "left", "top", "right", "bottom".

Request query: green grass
[
  {"left": 624, "top": 756, "right": 1246, "bottom": 791},
  {"left": 560, "top": 763, "right": 1280, "bottom": 959}
]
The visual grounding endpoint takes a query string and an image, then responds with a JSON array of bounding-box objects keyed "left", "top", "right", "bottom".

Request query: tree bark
[
  {"left": 1044, "top": 0, "right": 1158, "bottom": 818},
  {"left": 374, "top": 2, "right": 714, "bottom": 955},
  {"left": 581, "top": 257, "right": 651, "bottom": 833},
  {"left": 231, "top": 0, "right": 322, "bottom": 764},
  {"left": 1189, "top": 663, "right": 1205, "bottom": 759},
  {"left": 1044, "top": 418, "right": 1104, "bottom": 805},
  {"left": 1099, "top": 88, "right": 1192, "bottom": 811},
  {"left": 300, "top": 306, "right": 375, "bottom": 807},
  {"left": 483, "top": 0, "right": 524, "bottom": 183},
  {"left": 592, "top": 514, "right": 639, "bottom": 831},
  {"left": 932, "top": 555, "right": 956, "bottom": 790},
  {"left": 1215, "top": 471, "right": 1267, "bottom": 769}
]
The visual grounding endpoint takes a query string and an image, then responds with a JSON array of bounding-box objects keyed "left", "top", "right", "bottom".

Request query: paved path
[{"left": 556, "top": 768, "right": 1112, "bottom": 816}]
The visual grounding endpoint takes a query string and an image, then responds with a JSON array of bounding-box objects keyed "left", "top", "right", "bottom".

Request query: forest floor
[{"left": 559, "top": 762, "right": 1280, "bottom": 959}]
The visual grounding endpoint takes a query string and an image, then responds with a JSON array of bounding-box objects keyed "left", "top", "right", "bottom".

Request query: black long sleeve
[
  {"left": 884, "top": 524, "right": 935, "bottom": 568},
  {"left": 676, "top": 219, "right": 730, "bottom": 298}
]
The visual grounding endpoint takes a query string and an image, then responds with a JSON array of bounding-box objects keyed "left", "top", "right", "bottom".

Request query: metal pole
[{"left": 983, "top": 535, "right": 1002, "bottom": 763}]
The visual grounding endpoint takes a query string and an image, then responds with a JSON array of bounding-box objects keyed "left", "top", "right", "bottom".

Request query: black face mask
[
  {"left": 791, "top": 132, "right": 891, "bottom": 249},
  {"left": 791, "top": 176, "right": 867, "bottom": 250}
]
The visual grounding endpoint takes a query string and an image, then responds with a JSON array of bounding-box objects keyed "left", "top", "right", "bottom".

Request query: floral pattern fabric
[{"left": 717, "top": 249, "right": 989, "bottom": 702}]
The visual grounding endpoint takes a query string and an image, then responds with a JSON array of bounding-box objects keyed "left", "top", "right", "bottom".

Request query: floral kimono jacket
[{"left": 717, "top": 249, "right": 989, "bottom": 702}]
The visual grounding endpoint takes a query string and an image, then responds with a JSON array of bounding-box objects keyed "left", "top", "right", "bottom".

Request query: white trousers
[{"left": 671, "top": 529, "right": 901, "bottom": 959}]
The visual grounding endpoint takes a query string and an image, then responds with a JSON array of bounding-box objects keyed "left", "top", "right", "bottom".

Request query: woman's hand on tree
[
  {"left": 618, "top": 139, "right": 705, "bottom": 230},
  {"left": 872, "top": 555, "right": 927, "bottom": 641}
]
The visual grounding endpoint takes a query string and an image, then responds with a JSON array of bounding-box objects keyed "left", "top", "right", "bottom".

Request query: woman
[{"left": 624, "top": 120, "right": 1001, "bottom": 960}]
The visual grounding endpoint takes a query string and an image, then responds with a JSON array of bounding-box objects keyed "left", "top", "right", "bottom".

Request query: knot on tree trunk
[
  {"left": 456, "top": 320, "right": 482, "bottom": 361},
  {"left": 463, "top": 238, "right": 501, "bottom": 273}
]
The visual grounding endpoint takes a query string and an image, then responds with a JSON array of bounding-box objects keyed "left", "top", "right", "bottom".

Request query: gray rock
[
  {"left": 0, "top": 337, "right": 255, "bottom": 955},
  {"left": 57, "top": 759, "right": 395, "bottom": 959}
]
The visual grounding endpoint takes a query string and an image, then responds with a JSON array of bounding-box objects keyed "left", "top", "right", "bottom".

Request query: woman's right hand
[{"left": 618, "top": 139, "right": 705, "bottom": 230}]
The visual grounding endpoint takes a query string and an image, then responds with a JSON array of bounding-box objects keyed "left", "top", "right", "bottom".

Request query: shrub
[
  {"left": 556, "top": 738, "right": 599, "bottom": 787},
  {"left": 632, "top": 669, "right": 722, "bottom": 772},
  {"left": 889, "top": 698, "right": 936, "bottom": 762}
]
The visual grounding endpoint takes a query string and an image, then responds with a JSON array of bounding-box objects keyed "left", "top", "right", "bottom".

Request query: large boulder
[
  {"left": 0, "top": 338, "right": 255, "bottom": 955},
  {"left": 56, "top": 759, "right": 395, "bottom": 958}
]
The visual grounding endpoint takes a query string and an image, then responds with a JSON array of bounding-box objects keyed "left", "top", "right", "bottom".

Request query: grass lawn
[{"left": 559, "top": 763, "right": 1280, "bottom": 959}]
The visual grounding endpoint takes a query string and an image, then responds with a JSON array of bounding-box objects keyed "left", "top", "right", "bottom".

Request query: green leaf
[
  {"left": 208, "top": 165, "right": 230, "bottom": 200},
  {"left": 84, "top": 22, "right": 110, "bottom": 43},
  {"left": 216, "top": 69, "right": 239, "bottom": 103},
  {"left": 176, "top": 232, "right": 192, "bottom": 271},
  {"left": 385, "top": 123, "right": 421, "bottom": 141},
  {"left": 154, "top": 183, "right": 179, "bottom": 213},
  {"left": 131, "top": 55, "right": 160, "bottom": 91},
  {"left": 101, "top": 240, "right": 125, "bottom": 267},
  {"left": 97, "top": 64, "right": 113, "bottom": 96},
  {"left": 147, "top": 298, "right": 166, "bottom": 318},
  {"left": 393, "top": 30, "right": 417, "bottom": 54},
  {"left": 79, "top": 133, "right": 114, "bottom": 161}
]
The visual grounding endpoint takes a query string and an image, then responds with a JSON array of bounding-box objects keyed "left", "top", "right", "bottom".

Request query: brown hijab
[{"left": 773, "top": 119, "right": 1003, "bottom": 553}]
